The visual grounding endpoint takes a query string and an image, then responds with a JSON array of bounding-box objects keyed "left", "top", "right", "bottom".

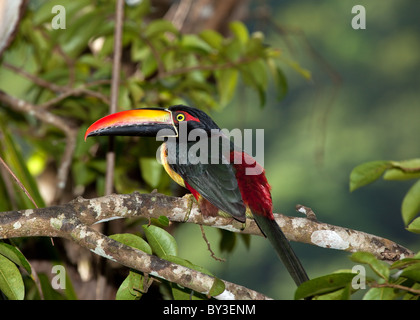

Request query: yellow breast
[{"left": 160, "top": 143, "right": 186, "bottom": 188}]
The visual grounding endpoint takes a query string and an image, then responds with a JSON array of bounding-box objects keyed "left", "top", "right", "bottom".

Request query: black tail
[{"left": 253, "top": 213, "right": 309, "bottom": 286}]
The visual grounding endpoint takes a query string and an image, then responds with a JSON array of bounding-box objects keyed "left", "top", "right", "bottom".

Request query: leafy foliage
[{"left": 297, "top": 252, "right": 420, "bottom": 300}]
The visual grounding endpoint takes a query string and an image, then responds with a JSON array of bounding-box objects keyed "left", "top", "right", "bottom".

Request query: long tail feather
[{"left": 253, "top": 213, "right": 309, "bottom": 286}]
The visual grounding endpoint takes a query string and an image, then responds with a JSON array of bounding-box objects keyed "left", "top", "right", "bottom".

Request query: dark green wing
[{"left": 167, "top": 139, "right": 246, "bottom": 222}]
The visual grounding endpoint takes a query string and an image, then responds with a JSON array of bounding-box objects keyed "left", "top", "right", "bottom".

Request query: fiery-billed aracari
[{"left": 85, "top": 105, "right": 309, "bottom": 286}]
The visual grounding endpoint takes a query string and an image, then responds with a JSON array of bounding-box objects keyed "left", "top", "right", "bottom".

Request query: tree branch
[
  {"left": 0, "top": 192, "right": 412, "bottom": 260},
  {"left": 0, "top": 191, "right": 413, "bottom": 300}
]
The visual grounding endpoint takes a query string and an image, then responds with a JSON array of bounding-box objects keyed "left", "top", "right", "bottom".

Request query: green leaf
[
  {"left": 181, "top": 34, "right": 213, "bottom": 54},
  {"left": 406, "top": 217, "right": 420, "bottom": 234},
  {"left": 239, "top": 59, "right": 268, "bottom": 107},
  {"left": 33, "top": 0, "right": 92, "bottom": 26},
  {"left": 349, "top": 160, "right": 392, "bottom": 192},
  {"left": 384, "top": 159, "right": 420, "bottom": 181},
  {"left": 116, "top": 271, "right": 143, "bottom": 300},
  {"left": 350, "top": 252, "right": 389, "bottom": 280},
  {"left": 403, "top": 283, "right": 420, "bottom": 300},
  {"left": 199, "top": 30, "right": 223, "bottom": 51},
  {"left": 244, "top": 33, "right": 266, "bottom": 57},
  {"left": 118, "top": 86, "right": 132, "bottom": 109},
  {"left": 157, "top": 215, "right": 170, "bottom": 227},
  {"left": 400, "top": 263, "right": 420, "bottom": 282},
  {"left": 215, "top": 68, "right": 238, "bottom": 107},
  {"left": 131, "top": 38, "right": 149, "bottom": 62},
  {"left": 219, "top": 229, "right": 236, "bottom": 253},
  {"left": 142, "top": 225, "right": 178, "bottom": 258},
  {"left": 163, "top": 255, "right": 214, "bottom": 277},
  {"left": 116, "top": 274, "right": 139, "bottom": 300},
  {"left": 314, "top": 284, "right": 352, "bottom": 300},
  {"left": 229, "top": 21, "right": 249, "bottom": 47},
  {"left": 38, "top": 273, "right": 65, "bottom": 300},
  {"left": 294, "top": 273, "right": 356, "bottom": 300},
  {"left": 384, "top": 169, "right": 420, "bottom": 181},
  {"left": 139, "top": 157, "right": 163, "bottom": 188},
  {"left": 144, "top": 20, "right": 178, "bottom": 38},
  {"left": 0, "top": 242, "right": 31, "bottom": 274},
  {"left": 109, "top": 233, "right": 152, "bottom": 255},
  {"left": 286, "top": 59, "right": 312, "bottom": 80},
  {"left": 242, "top": 59, "right": 268, "bottom": 90},
  {"left": 267, "top": 60, "right": 288, "bottom": 101},
  {"left": 0, "top": 254, "right": 25, "bottom": 300},
  {"left": 401, "top": 179, "right": 420, "bottom": 225},
  {"left": 128, "top": 79, "right": 145, "bottom": 103},
  {"left": 61, "top": 11, "right": 104, "bottom": 58},
  {"left": 208, "top": 277, "right": 226, "bottom": 297},
  {"left": 221, "top": 35, "right": 243, "bottom": 61},
  {"left": 391, "top": 257, "right": 420, "bottom": 270},
  {"left": 363, "top": 287, "right": 396, "bottom": 300},
  {"left": 164, "top": 255, "right": 194, "bottom": 269},
  {"left": 141, "top": 52, "right": 158, "bottom": 78},
  {"left": 239, "top": 233, "right": 251, "bottom": 250}
]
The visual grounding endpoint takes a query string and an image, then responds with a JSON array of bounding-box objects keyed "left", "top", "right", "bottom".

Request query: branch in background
[
  {"left": 38, "top": 80, "right": 111, "bottom": 109},
  {"left": 0, "top": 155, "right": 18, "bottom": 209},
  {"left": 164, "top": 0, "right": 248, "bottom": 34},
  {"left": 2, "top": 63, "right": 110, "bottom": 107},
  {"left": 2, "top": 62, "right": 63, "bottom": 92},
  {"left": 0, "top": 156, "right": 38, "bottom": 208},
  {"left": 164, "top": 0, "right": 193, "bottom": 31},
  {"left": 105, "top": 0, "right": 125, "bottom": 197}
]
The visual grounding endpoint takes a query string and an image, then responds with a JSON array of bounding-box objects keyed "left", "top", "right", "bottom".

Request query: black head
[{"left": 168, "top": 105, "right": 221, "bottom": 134}]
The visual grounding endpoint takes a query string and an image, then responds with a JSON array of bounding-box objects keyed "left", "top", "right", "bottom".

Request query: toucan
[{"left": 85, "top": 105, "right": 309, "bottom": 286}]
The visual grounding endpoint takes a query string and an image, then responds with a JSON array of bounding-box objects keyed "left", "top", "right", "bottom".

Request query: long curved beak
[{"left": 84, "top": 108, "right": 175, "bottom": 141}]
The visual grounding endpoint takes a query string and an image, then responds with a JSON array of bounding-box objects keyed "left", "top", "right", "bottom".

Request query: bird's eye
[{"left": 176, "top": 113, "right": 185, "bottom": 122}]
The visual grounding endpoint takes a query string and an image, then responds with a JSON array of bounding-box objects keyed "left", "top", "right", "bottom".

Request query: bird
[{"left": 85, "top": 105, "right": 309, "bottom": 286}]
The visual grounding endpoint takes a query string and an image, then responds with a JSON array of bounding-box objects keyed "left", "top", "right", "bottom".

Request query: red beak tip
[{"left": 84, "top": 130, "right": 91, "bottom": 141}]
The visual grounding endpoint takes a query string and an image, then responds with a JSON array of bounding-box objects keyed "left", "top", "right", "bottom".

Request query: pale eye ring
[{"left": 176, "top": 113, "right": 185, "bottom": 121}]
